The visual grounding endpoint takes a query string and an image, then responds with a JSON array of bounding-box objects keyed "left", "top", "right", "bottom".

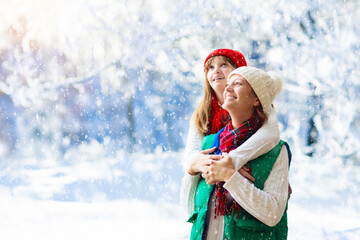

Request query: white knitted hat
[{"left": 228, "top": 66, "right": 282, "bottom": 113}]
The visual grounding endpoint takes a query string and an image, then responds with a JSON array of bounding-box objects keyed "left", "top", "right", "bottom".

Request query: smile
[
  {"left": 213, "top": 77, "right": 224, "bottom": 81},
  {"left": 226, "top": 95, "right": 237, "bottom": 100}
]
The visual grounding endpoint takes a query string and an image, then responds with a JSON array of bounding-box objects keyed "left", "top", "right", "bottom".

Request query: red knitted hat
[{"left": 204, "top": 49, "right": 247, "bottom": 71}]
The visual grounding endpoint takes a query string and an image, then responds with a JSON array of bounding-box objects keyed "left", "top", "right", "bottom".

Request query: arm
[
  {"left": 181, "top": 121, "right": 220, "bottom": 215},
  {"left": 180, "top": 120, "right": 254, "bottom": 215},
  {"left": 182, "top": 120, "right": 204, "bottom": 170},
  {"left": 180, "top": 171, "right": 201, "bottom": 215},
  {"left": 180, "top": 121, "right": 202, "bottom": 215},
  {"left": 229, "top": 107, "right": 280, "bottom": 170},
  {"left": 180, "top": 147, "right": 219, "bottom": 215},
  {"left": 224, "top": 146, "right": 289, "bottom": 226}
]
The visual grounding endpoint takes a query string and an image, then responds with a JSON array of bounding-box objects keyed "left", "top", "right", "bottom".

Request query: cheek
[
  {"left": 223, "top": 69, "right": 233, "bottom": 79},
  {"left": 237, "top": 91, "right": 254, "bottom": 104},
  {"left": 206, "top": 72, "right": 212, "bottom": 83},
  {"left": 206, "top": 76, "right": 212, "bottom": 86},
  {"left": 224, "top": 67, "right": 235, "bottom": 78},
  {"left": 239, "top": 95, "right": 251, "bottom": 105}
]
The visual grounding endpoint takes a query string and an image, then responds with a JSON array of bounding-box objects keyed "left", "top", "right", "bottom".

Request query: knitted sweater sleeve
[
  {"left": 228, "top": 107, "right": 280, "bottom": 170},
  {"left": 180, "top": 121, "right": 204, "bottom": 215},
  {"left": 223, "top": 145, "right": 289, "bottom": 227},
  {"left": 182, "top": 121, "right": 204, "bottom": 170}
]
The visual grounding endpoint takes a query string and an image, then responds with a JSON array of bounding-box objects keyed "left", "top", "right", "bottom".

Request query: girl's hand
[
  {"left": 201, "top": 152, "right": 236, "bottom": 185},
  {"left": 187, "top": 147, "right": 222, "bottom": 175},
  {"left": 238, "top": 165, "right": 255, "bottom": 183}
]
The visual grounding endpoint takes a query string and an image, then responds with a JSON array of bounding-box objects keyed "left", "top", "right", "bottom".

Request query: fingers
[
  {"left": 206, "top": 179, "right": 215, "bottom": 185},
  {"left": 201, "top": 166, "right": 213, "bottom": 183},
  {"left": 221, "top": 152, "right": 232, "bottom": 161},
  {"left": 203, "top": 159, "right": 215, "bottom": 168},
  {"left": 202, "top": 174, "right": 215, "bottom": 185},
  {"left": 201, "top": 154, "right": 221, "bottom": 162},
  {"left": 201, "top": 169, "right": 209, "bottom": 179},
  {"left": 201, "top": 164, "right": 211, "bottom": 174},
  {"left": 200, "top": 147, "right": 216, "bottom": 154},
  {"left": 241, "top": 165, "right": 250, "bottom": 171},
  {"left": 209, "top": 155, "right": 221, "bottom": 161},
  {"left": 238, "top": 169, "right": 255, "bottom": 182}
]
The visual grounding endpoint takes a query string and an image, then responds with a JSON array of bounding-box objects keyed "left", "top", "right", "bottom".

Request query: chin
[
  {"left": 222, "top": 103, "right": 230, "bottom": 111},
  {"left": 213, "top": 87, "right": 226, "bottom": 94}
]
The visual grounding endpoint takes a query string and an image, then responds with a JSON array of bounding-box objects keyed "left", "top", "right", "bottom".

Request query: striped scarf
[{"left": 220, "top": 117, "right": 261, "bottom": 153}]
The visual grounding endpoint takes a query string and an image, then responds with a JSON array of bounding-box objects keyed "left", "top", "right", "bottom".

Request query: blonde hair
[{"left": 191, "top": 56, "right": 237, "bottom": 135}]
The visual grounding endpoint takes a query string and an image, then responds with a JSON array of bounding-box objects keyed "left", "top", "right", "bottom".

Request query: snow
[
  {"left": 0, "top": 195, "right": 189, "bottom": 240},
  {"left": 0, "top": 0, "right": 360, "bottom": 239},
  {"left": 1, "top": 148, "right": 360, "bottom": 239},
  {"left": 0, "top": 150, "right": 189, "bottom": 239}
]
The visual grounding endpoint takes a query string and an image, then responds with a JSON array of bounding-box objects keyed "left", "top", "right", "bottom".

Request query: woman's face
[
  {"left": 206, "top": 56, "right": 236, "bottom": 104},
  {"left": 222, "top": 74, "right": 259, "bottom": 114}
]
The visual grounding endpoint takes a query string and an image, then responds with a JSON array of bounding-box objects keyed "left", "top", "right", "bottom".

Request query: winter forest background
[{"left": 0, "top": 0, "right": 359, "bottom": 239}]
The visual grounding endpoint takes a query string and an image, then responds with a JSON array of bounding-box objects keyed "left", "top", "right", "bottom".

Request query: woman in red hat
[{"left": 180, "top": 49, "right": 282, "bottom": 234}]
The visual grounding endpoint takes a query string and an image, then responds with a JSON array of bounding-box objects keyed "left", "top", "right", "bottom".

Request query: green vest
[{"left": 188, "top": 134, "right": 289, "bottom": 240}]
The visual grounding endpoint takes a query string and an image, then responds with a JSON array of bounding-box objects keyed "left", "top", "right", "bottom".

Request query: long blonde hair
[{"left": 191, "top": 56, "right": 237, "bottom": 135}]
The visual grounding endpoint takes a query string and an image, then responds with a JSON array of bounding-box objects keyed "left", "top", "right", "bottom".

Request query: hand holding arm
[
  {"left": 186, "top": 147, "right": 222, "bottom": 175},
  {"left": 201, "top": 153, "right": 236, "bottom": 185},
  {"left": 202, "top": 153, "right": 255, "bottom": 185}
]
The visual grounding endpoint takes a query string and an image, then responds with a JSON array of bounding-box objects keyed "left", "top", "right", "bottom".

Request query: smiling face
[
  {"left": 205, "top": 56, "right": 236, "bottom": 104},
  {"left": 222, "top": 74, "right": 260, "bottom": 127}
]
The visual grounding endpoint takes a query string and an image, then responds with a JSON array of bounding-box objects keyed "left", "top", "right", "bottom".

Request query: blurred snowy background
[{"left": 0, "top": 0, "right": 359, "bottom": 239}]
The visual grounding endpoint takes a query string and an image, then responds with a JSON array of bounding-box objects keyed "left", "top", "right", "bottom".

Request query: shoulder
[{"left": 280, "top": 141, "right": 292, "bottom": 166}]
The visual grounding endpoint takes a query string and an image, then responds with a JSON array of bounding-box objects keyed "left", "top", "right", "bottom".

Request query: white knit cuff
[{"left": 223, "top": 171, "right": 245, "bottom": 191}]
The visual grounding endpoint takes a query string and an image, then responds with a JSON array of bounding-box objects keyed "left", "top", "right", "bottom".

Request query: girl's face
[
  {"left": 206, "top": 56, "right": 236, "bottom": 104},
  {"left": 222, "top": 74, "right": 260, "bottom": 114}
]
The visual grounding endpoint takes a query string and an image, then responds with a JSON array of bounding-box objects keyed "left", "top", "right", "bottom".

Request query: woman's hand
[
  {"left": 186, "top": 147, "right": 222, "bottom": 175},
  {"left": 201, "top": 152, "right": 236, "bottom": 185}
]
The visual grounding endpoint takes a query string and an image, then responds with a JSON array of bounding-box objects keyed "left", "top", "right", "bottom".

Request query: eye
[
  {"left": 222, "top": 63, "right": 228, "bottom": 67},
  {"left": 235, "top": 81, "right": 242, "bottom": 86}
]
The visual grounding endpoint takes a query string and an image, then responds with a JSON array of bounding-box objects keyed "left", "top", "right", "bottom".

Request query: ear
[{"left": 253, "top": 97, "right": 260, "bottom": 107}]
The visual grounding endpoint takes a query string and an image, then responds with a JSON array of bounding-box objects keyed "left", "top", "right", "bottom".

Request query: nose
[
  {"left": 214, "top": 65, "right": 221, "bottom": 72},
  {"left": 225, "top": 84, "right": 232, "bottom": 92}
]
